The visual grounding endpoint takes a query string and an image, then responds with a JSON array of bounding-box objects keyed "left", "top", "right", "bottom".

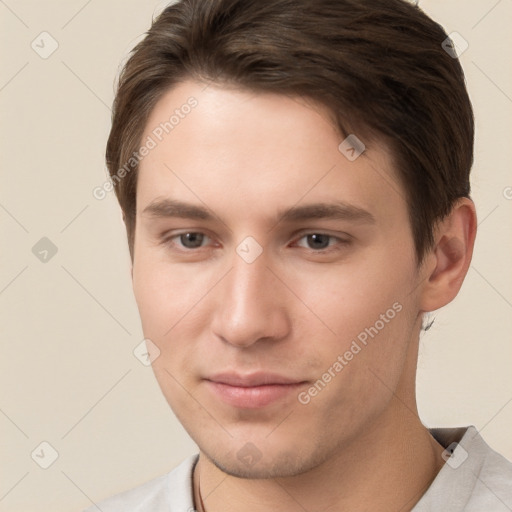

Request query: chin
[{"left": 200, "top": 438, "right": 328, "bottom": 480}]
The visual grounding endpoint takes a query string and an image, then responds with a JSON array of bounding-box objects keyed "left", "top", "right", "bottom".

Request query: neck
[{"left": 193, "top": 404, "right": 446, "bottom": 512}]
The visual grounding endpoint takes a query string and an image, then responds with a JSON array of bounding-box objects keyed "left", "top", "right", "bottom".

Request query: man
[{"left": 85, "top": 0, "right": 512, "bottom": 510}]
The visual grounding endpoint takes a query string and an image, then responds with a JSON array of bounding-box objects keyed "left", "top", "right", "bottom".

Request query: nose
[{"left": 210, "top": 246, "right": 291, "bottom": 348}]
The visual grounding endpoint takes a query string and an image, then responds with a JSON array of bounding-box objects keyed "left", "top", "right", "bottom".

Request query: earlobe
[{"left": 419, "top": 198, "right": 477, "bottom": 313}]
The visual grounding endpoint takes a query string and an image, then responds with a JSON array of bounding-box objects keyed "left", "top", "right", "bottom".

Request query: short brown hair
[{"left": 106, "top": 0, "right": 474, "bottom": 265}]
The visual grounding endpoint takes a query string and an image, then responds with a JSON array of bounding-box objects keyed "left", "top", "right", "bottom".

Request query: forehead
[{"left": 136, "top": 80, "right": 405, "bottom": 227}]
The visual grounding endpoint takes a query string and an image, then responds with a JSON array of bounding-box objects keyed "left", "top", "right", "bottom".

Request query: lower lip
[{"left": 205, "top": 380, "right": 306, "bottom": 409}]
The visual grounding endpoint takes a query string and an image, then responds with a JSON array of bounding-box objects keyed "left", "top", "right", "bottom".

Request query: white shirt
[{"left": 83, "top": 426, "right": 512, "bottom": 511}]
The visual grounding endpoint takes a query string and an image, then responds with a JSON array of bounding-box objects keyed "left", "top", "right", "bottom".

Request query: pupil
[
  {"left": 181, "top": 233, "right": 204, "bottom": 248},
  {"left": 308, "top": 234, "right": 329, "bottom": 249}
]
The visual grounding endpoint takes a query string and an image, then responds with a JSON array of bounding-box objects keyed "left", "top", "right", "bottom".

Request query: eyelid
[
  {"left": 292, "top": 231, "right": 352, "bottom": 251},
  {"left": 293, "top": 228, "right": 352, "bottom": 240},
  {"left": 161, "top": 229, "right": 352, "bottom": 252},
  {"left": 162, "top": 230, "right": 214, "bottom": 250}
]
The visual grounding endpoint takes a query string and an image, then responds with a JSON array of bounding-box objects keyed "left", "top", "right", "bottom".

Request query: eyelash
[{"left": 161, "top": 231, "right": 351, "bottom": 254}]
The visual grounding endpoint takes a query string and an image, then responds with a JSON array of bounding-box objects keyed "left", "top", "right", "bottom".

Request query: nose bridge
[
  {"left": 211, "top": 243, "right": 289, "bottom": 347},
  {"left": 231, "top": 248, "right": 270, "bottom": 306}
]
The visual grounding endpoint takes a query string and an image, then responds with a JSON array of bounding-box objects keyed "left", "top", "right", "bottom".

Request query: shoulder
[
  {"left": 463, "top": 426, "right": 512, "bottom": 510},
  {"left": 414, "top": 426, "right": 512, "bottom": 511},
  {"left": 82, "top": 454, "right": 198, "bottom": 512}
]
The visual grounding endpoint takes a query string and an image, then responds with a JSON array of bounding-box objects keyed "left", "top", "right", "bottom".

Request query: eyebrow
[{"left": 141, "top": 198, "right": 376, "bottom": 225}]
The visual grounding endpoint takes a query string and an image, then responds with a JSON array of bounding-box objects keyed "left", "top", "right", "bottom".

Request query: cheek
[
  {"left": 132, "top": 256, "right": 207, "bottom": 409},
  {"left": 133, "top": 239, "right": 201, "bottom": 317},
  {"left": 132, "top": 251, "right": 195, "bottom": 345},
  {"left": 132, "top": 249, "right": 228, "bottom": 376},
  {"left": 293, "top": 256, "right": 418, "bottom": 408},
  {"left": 286, "top": 259, "right": 411, "bottom": 346},
  {"left": 284, "top": 255, "right": 417, "bottom": 395}
]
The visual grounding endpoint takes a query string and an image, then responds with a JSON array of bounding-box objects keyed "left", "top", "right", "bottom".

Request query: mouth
[{"left": 204, "top": 372, "right": 309, "bottom": 409}]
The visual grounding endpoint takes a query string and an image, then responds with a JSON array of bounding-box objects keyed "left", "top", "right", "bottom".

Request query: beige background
[{"left": 1, "top": 0, "right": 511, "bottom": 510}]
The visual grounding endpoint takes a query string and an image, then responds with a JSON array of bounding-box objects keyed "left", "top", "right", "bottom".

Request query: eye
[
  {"left": 161, "top": 231, "right": 349, "bottom": 253},
  {"left": 294, "top": 233, "right": 349, "bottom": 251},
  {"left": 166, "top": 232, "right": 211, "bottom": 250}
]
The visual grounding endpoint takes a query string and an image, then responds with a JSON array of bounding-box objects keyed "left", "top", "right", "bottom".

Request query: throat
[{"left": 190, "top": 424, "right": 446, "bottom": 512}]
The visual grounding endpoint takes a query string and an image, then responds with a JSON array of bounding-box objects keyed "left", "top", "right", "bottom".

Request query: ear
[{"left": 419, "top": 197, "right": 477, "bottom": 312}]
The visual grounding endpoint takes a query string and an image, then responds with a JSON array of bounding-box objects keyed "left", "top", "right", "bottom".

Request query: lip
[{"left": 204, "top": 372, "right": 308, "bottom": 409}]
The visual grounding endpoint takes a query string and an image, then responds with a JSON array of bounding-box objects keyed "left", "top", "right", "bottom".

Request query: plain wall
[{"left": 1, "top": 1, "right": 511, "bottom": 510}]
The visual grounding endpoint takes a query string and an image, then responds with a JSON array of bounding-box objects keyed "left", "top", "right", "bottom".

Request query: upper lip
[{"left": 206, "top": 372, "right": 306, "bottom": 387}]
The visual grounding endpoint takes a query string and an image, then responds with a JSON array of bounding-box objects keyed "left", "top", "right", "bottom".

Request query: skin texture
[{"left": 131, "top": 80, "right": 477, "bottom": 511}]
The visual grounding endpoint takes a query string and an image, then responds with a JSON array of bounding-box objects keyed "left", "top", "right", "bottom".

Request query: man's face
[{"left": 132, "top": 80, "right": 426, "bottom": 478}]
